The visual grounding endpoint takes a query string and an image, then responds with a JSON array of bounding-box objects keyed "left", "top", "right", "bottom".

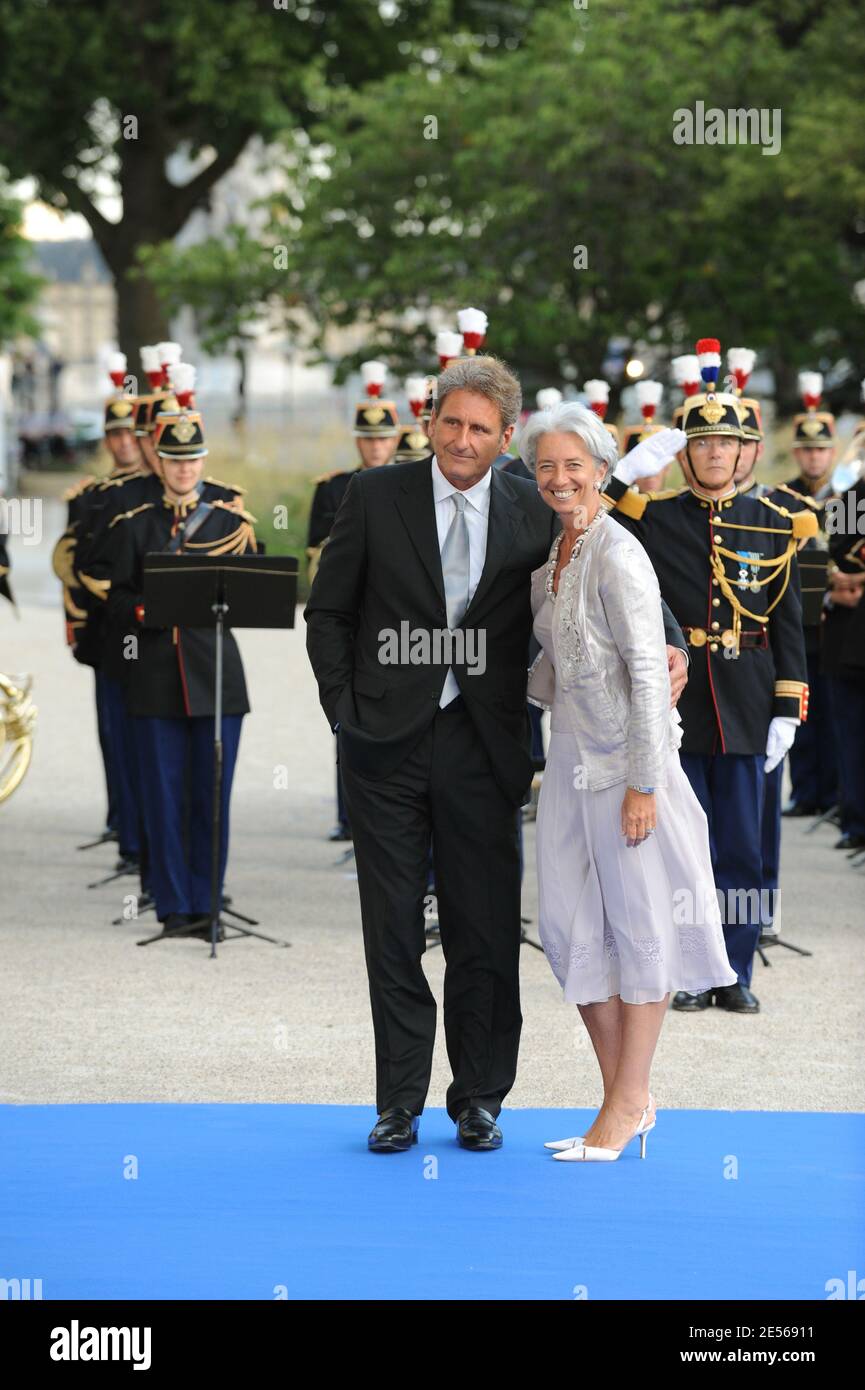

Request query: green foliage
[
  {"left": 135, "top": 225, "right": 289, "bottom": 357},
  {"left": 266, "top": 0, "right": 864, "bottom": 407},
  {"left": 0, "top": 188, "right": 42, "bottom": 348}
]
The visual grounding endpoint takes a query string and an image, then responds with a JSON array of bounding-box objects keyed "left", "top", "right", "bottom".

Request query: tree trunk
[
  {"left": 232, "top": 344, "right": 247, "bottom": 423},
  {"left": 114, "top": 271, "right": 169, "bottom": 387},
  {"left": 770, "top": 356, "right": 798, "bottom": 421}
]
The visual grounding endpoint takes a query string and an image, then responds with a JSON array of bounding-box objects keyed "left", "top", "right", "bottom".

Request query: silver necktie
[{"left": 441, "top": 492, "right": 470, "bottom": 629}]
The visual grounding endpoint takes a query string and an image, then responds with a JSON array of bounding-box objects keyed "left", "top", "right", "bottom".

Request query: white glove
[
  {"left": 614, "top": 427, "right": 689, "bottom": 486},
  {"left": 764, "top": 716, "right": 799, "bottom": 773}
]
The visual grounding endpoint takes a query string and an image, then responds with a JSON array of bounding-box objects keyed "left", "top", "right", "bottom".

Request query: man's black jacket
[{"left": 304, "top": 455, "right": 687, "bottom": 806}]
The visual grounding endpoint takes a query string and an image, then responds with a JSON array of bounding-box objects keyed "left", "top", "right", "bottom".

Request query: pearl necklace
[{"left": 545, "top": 507, "right": 606, "bottom": 601}]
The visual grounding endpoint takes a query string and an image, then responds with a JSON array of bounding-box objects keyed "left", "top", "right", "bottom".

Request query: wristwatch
[{"left": 628, "top": 784, "right": 655, "bottom": 793}]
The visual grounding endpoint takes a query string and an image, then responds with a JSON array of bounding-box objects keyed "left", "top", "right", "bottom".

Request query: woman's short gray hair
[{"left": 520, "top": 400, "right": 618, "bottom": 488}]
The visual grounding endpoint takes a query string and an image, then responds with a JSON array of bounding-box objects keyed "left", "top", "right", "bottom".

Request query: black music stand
[{"left": 136, "top": 553, "right": 297, "bottom": 958}]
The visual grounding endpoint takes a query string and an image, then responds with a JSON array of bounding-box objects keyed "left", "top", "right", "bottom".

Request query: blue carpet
[{"left": 2, "top": 1105, "right": 862, "bottom": 1300}]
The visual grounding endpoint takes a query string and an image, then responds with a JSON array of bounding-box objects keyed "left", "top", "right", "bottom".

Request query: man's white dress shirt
[{"left": 431, "top": 456, "right": 491, "bottom": 708}]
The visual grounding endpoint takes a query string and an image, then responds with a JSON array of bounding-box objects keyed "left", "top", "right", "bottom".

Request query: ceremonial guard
[
  {"left": 776, "top": 373, "right": 838, "bottom": 818},
  {"left": 723, "top": 349, "right": 783, "bottom": 937},
  {"left": 822, "top": 468, "right": 865, "bottom": 851},
  {"left": 76, "top": 355, "right": 247, "bottom": 908},
  {"left": 601, "top": 338, "right": 814, "bottom": 1013},
  {"left": 104, "top": 387, "right": 258, "bottom": 937},
  {"left": 51, "top": 357, "right": 144, "bottom": 852},
  {"left": 584, "top": 378, "right": 620, "bottom": 452},
  {"left": 621, "top": 381, "right": 678, "bottom": 494},
  {"left": 395, "top": 376, "right": 431, "bottom": 463},
  {"left": 306, "top": 360, "right": 400, "bottom": 840}
]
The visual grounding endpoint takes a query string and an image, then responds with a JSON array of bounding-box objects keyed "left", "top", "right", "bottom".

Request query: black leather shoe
[
  {"left": 367, "top": 1107, "right": 419, "bottom": 1152},
  {"left": 455, "top": 1107, "right": 502, "bottom": 1150},
  {"left": 328, "top": 823, "right": 352, "bottom": 842},
  {"left": 781, "top": 802, "right": 816, "bottom": 818},
  {"left": 671, "top": 989, "right": 713, "bottom": 1011},
  {"left": 714, "top": 983, "right": 760, "bottom": 1013},
  {"left": 835, "top": 833, "right": 865, "bottom": 851}
]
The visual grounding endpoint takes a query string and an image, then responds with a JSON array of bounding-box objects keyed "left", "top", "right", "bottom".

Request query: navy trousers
[
  {"left": 101, "top": 674, "right": 142, "bottom": 860},
  {"left": 760, "top": 762, "right": 783, "bottom": 929},
  {"left": 94, "top": 670, "right": 119, "bottom": 835},
  {"left": 679, "top": 752, "right": 765, "bottom": 987},
  {"left": 827, "top": 676, "right": 865, "bottom": 837},
  {"left": 134, "top": 714, "right": 243, "bottom": 921},
  {"left": 788, "top": 651, "right": 838, "bottom": 811}
]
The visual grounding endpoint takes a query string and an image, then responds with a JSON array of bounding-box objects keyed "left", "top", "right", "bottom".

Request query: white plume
[
  {"left": 361, "top": 360, "right": 387, "bottom": 387},
  {"left": 157, "top": 341, "right": 182, "bottom": 366},
  {"left": 169, "top": 362, "right": 196, "bottom": 396},
  {"left": 436, "top": 330, "right": 463, "bottom": 359},
  {"left": 536, "top": 388, "right": 563, "bottom": 410},
  {"left": 636, "top": 380, "right": 663, "bottom": 408},
  {"left": 405, "top": 376, "right": 428, "bottom": 402},
  {"left": 456, "top": 307, "right": 488, "bottom": 335},
  {"left": 798, "top": 371, "right": 823, "bottom": 399},
  {"left": 727, "top": 348, "right": 757, "bottom": 374},
  {"left": 583, "top": 379, "right": 609, "bottom": 404},
  {"left": 671, "top": 355, "right": 700, "bottom": 386}
]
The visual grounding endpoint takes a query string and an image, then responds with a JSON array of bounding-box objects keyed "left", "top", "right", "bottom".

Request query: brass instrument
[{"left": 0, "top": 673, "right": 37, "bottom": 804}]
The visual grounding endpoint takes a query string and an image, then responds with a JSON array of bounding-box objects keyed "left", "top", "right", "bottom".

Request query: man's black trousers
[{"left": 340, "top": 695, "right": 523, "bottom": 1122}]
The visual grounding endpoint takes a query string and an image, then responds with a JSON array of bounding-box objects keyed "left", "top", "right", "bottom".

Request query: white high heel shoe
[
  {"left": 552, "top": 1103, "right": 656, "bottom": 1162},
  {"left": 544, "top": 1095, "right": 654, "bottom": 1153}
]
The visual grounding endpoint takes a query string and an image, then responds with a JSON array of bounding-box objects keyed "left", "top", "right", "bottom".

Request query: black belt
[{"left": 683, "top": 626, "right": 768, "bottom": 650}]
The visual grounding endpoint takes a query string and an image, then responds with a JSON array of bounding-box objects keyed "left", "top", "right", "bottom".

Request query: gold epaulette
[
  {"left": 312, "top": 469, "right": 341, "bottom": 485},
  {"left": 757, "top": 494, "right": 818, "bottom": 542},
  {"left": 611, "top": 488, "right": 648, "bottom": 520},
  {"left": 774, "top": 483, "right": 821, "bottom": 510},
  {"left": 97, "top": 470, "right": 148, "bottom": 491},
  {"left": 649, "top": 485, "right": 687, "bottom": 501},
  {"left": 205, "top": 475, "right": 246, "bottom": 495},
  {"left": 791, "top": 510, "right": 819, "bottom": 541},
  {"left": 211, "top": 498, "right": 258, "bottom": 524},
  {"left": 62, "top": 475, "right": 97, "bottom": 502},
  {"left": 108, "top": 502, "right": 155, "bottom": 528}
]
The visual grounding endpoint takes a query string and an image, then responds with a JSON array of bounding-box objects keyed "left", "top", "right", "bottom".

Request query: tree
[
  {"left": 0, "top": 188, "right": 42, "bottom": 348},
  {"left": 268, "top": 0, "right": 864, "bottom": 411},
  {"left": 136, "top": 224, "right": 290, "bottom": 420},
  {"left": 0, "top": 0, "right": 546, "bottom": 375}
]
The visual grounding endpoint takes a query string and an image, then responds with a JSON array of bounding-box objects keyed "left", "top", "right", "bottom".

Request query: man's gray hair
[
  {"left": 435, "top": 355, "right": 522, "bottom": 431},
  {"left": 520, "top": 400, "right": 619, "bottom": 488}
]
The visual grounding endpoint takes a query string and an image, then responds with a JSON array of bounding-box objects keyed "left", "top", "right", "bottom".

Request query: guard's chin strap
[{"left": 684, "top": 442, "right": 740, "bottom": 498}]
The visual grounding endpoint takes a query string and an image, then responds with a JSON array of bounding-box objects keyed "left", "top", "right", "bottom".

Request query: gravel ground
[{"left": 2, "top": 515, "right": 863, "bottom": 1114}]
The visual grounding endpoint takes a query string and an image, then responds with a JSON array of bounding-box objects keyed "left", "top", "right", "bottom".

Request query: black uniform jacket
[
  {"left": 104, "top": 493, "right": 257, "bottom": 718},
  {"left": 76, "top": 471, "right": 248, "bottom": 680},
  {"left": 601, "top": 477, "right": 812, "bottom": 756},
  {"left": 51, "top": 465, "right": 143, "bottom": 665},
  {"left": 823, "top": 478, "right": 865, "bottom": 682},
  {"left": 304, "top": 455, "right": 687, "bottom": 807},
  {"left": 767, "top": 477, "right": 831, "bottom": 656},
  {"left": 307, "top": 467, "right": 361, "bottom": 549}
]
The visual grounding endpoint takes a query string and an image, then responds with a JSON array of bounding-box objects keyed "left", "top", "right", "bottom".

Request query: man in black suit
[{"left": 305, "top": 356, "right": 688, "bottom": 1152}]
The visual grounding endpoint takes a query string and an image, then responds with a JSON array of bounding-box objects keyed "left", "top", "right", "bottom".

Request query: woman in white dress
[{"left": 523, "top": 402, "right": 737, "bottom": 1162}]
